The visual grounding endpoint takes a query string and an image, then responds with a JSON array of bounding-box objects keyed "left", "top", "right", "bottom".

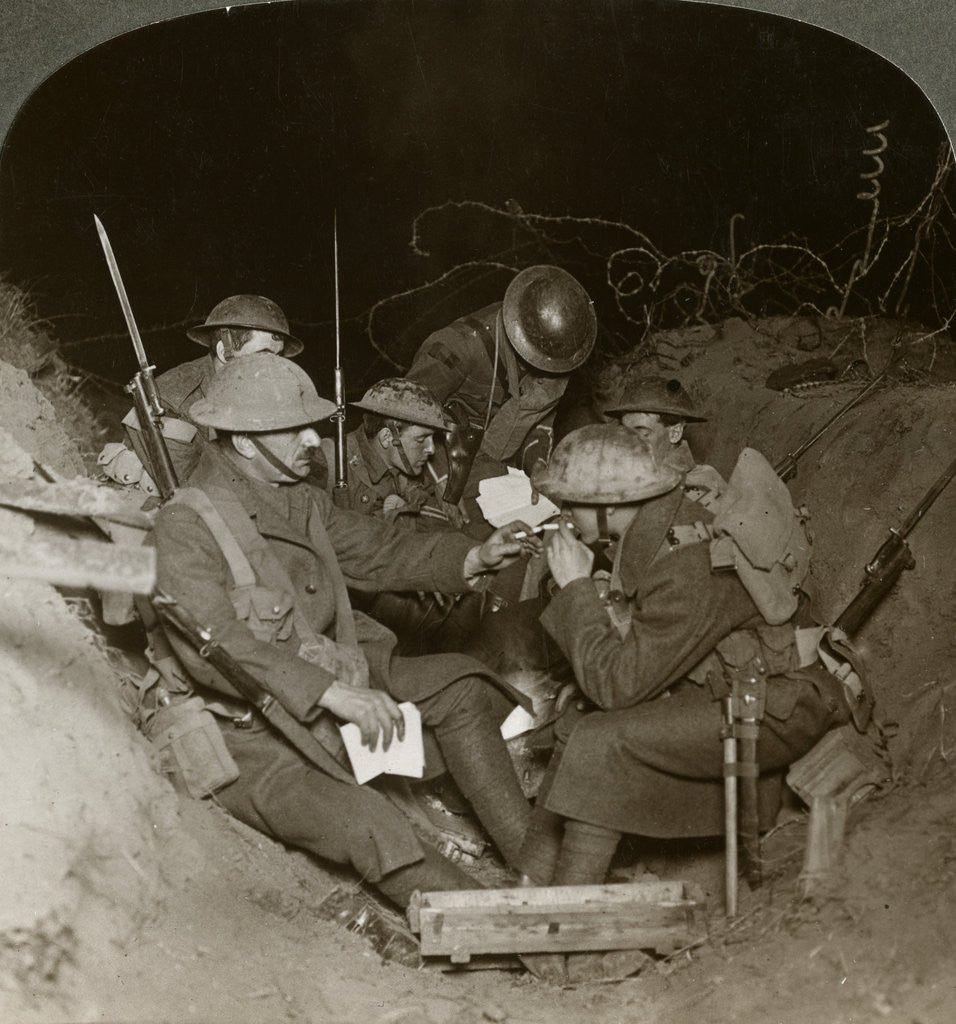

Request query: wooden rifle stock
[
  {"left": 127, "top": 373, "right": 178, "bottom": 500},
  {"left": 834, "top": 455, "right": 955, "bottom": 638},
  {"left": 834, "top": 539, "right": 914, "bottom": 636}
]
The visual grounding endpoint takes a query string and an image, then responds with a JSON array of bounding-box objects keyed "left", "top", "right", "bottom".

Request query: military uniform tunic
[
  {"left": 153, "top": 447, "right": 520, "bottom": 881},
  {"left": 539, "top": 485, "right": 850, "bottom": 837}
]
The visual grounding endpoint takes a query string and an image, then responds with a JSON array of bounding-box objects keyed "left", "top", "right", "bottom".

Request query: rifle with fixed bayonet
[
  {"left": 94, "top": 215, "right": 179, "bottom": 500},
  {"left": 773, "top": 358, "right": 895, "bottom": 482},
  {"left": 835, "top": 454, "right": 956, "bottom": 637},
  {"left": 330, "top": 212, "right": 349, "bottom": 507}
]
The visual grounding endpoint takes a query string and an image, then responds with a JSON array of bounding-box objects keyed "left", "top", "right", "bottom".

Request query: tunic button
[
  {"left": 360, "top": 494, "right": 370, "bottom": 504},
  {"left": 272, "top": 606, "right": 281, "bottom": 615},
  {"left": 305, "top": 583, "right": 317, "bottom": 594}
]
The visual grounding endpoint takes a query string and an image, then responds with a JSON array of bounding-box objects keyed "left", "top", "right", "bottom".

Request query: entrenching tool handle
[{"left": 722, "top": 696, "right": 738, "bottom": 918}]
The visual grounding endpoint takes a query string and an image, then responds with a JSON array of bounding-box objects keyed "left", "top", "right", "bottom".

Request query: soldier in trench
[
  {"left": 318, "top": 376, "right": 487, "bottom": 657},
  {"left": 405, "top": 264, "right": 597, "bottom": 529},
  {"left": 151, "top": 352, "right": 538, "bottom": 907},
  {"left": 99, "top": 294, "right": 323, "bottom": 491},
  {"left": 513, "top": 424, "right": 855, "bottom": 982}
]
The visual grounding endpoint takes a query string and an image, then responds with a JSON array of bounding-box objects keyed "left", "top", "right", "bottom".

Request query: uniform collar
[
  {"left": 195, "top": 446, "right": 315, "bottom": 546},
  {"left": 355, "top": 428, "right": 397, "bottom": 485},
  {"left": 616, "top": 486, "right": 685, "bottom": 596}
]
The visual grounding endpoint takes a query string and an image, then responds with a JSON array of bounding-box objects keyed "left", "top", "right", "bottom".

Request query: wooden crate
[{"left": 408, "top": 880, "right": 704, "bottom": 963}]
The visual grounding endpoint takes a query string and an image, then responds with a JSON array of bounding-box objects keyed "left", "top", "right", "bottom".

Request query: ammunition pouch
[{"left": 142, "top": 695, "right": 240, "bottom": 798}]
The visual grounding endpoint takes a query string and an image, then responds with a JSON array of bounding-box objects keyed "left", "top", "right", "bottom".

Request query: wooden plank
[
  {"left": 416, "top": 880, "right": 689, "bottom": 913},
  {"left": 411, "top": 882, "right": 703, "bottom": 960},
  {"left": 0, "top": 478, "right": 153, "bottom": 528},
  {"left": 0, "top": 534, "right": 156, "bottom": 594}
]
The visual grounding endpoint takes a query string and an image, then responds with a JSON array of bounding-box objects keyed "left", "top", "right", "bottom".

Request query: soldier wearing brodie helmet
[
  {"left": 601, "top": 373, "right": 726, "bottom": 512},
  {"left": 103, "top": 294, "right": 307, "bottom": 492},
  {"left": 320, "top": 377, "right": 452, "bottom": 523},
  {"left": 319, "top": 377, "right": 485, "bottom": 656},
  {"left": 152, "top": 353, "right": 537, "bottom": 909},
  {"left": 407, "top": 265, "right": 596, "bottom": 513},
  {"left": 515, "top": 425, "right": 852, "bottom": 983}
]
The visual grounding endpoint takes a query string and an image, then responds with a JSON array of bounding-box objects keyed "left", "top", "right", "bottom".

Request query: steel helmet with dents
[
  {"left": 351, "top": 378, "right": 447, "bottom": 431},
  {"left": 532, "top": 424, "right": 682, "bottom": 504},
  {"left": 190, "top": 353, "right": 336, "bottom": 432},
  {"left": 186, "top": 295, "right": 304, "bottom": 358},
  {"left": 602, "top": 375, "right": 707, "bottom": 422},
  {"left": 502, "top": 265, "right": 597, "bottom": 373}
]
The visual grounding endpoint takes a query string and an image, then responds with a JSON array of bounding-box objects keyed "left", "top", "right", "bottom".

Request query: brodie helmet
[
  {"left": 602, "top": 376, "right": 707, "bottom": 422},
  {"left": 186, "top": 295, "right": 304, "bottom": 358},
  {"left": 532, "top": 423, "right": 681, "bottom": 504},
  {"left": 189, "top": 353, "right": 335, "bottom": 432},
  {"left": 502, "top": 265, "right": 597, "bottom": 374},
  {"left": 351, "top": 378, "right": 446, "bottom": 431}
]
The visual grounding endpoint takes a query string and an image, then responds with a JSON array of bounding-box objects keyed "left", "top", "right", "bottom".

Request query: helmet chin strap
[
  {"left": 248, "top": 434, "right": 301, "bottom": 481},
  {"left": 386, "top": 420, "right": 416, "bottom": 476},
  {"left": 595, "top": 505, "right": 613, "bottom": 548}
]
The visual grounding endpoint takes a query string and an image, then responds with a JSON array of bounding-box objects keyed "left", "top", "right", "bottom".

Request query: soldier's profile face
[
  {"left": 564, "top": 504, "right": 599, "bottom": 545},
  {"left": 256, "top": 426, "right": 319, "bottom": 481},
  {"left": 396, "top": 424, "right": 435, "bottom": 474}
]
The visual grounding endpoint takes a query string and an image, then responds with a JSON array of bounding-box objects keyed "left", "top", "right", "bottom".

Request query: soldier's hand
[
  {"left": 317, "top": 681, "right": 405, "bottom": 750},
  {"left": 467, "top": 521, "right": 534, "bottom": 574},
  {"left": 546, "top": 521, "right": 594, "bottom": 588}
]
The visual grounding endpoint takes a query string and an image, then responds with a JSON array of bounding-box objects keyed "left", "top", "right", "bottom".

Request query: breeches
[
  {"left": 217, "top": 721, "right": 424, "bottom": 882},
  {"left": 214, "top": 673, "right": 516, "bottom": 881}
]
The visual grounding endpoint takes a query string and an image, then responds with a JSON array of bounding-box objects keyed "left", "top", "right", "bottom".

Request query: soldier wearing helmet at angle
[
  {"left": 406, "top": 265, "right": 597, "bottom": 517},
  {"left": 319, "top": 377, "right": 460, "bottom": 528},
  {"left": 601, "top": 374, "right": 726, "bottom": 508},
  {"left": 513, "top": 425, "right": 853, "bottom": 982},
  {"left": 99, "top": 294, "right": 310, "bottom": 493},
  {"left": 319, "top": 377, "right": 486, "bottom": 656},
  {"left": 151, "top": 353, "right": 538, "bottom": 910}
]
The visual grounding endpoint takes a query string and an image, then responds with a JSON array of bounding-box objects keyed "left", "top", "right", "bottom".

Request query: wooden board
[
  {"left": 0, "top": 534, "right": 156, "bottom": 594},
  {"left": 409, "top": 881, "right": 703, "bottom": 962},
  {"left": 0, "top": 478, "right": 153, "bottom": 528}
]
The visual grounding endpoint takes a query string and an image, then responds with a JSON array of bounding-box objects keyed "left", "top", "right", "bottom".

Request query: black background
[{"left": 0, "top": 0, "right": 949, "bottom": 394}]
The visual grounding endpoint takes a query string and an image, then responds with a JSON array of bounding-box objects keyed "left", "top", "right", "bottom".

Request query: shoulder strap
[
  {"left": 171, "top": 485, "right": 328, "bottom": 648},
  {"left": 171, "top": 487, "right": 257, "bottom": 589}
]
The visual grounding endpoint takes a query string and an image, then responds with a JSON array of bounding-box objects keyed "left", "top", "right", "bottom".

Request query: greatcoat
[
  {"left": 538, "top": 484, "right": 850, "bottom": 838},
  {"left": 153, "top": 446, "right": 521, "bottom": 879}
]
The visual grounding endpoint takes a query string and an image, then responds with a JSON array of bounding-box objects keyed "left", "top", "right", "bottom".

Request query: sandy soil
[{"left": 1, "top": 312, "right": 954, "bottom": 1023}]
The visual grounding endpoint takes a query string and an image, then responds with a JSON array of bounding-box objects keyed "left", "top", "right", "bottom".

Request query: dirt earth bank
[{"left": 1, "top": 313, "right": 954, "bottom": 1023}]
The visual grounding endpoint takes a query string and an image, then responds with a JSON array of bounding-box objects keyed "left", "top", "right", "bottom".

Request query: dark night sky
[{"left": 0, "top": 0, "right": 950, "bottom": 392}]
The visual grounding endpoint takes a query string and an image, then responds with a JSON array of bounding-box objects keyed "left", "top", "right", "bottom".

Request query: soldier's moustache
[{"left": 249, "top": 433, "right": 307, "bottom": 480}]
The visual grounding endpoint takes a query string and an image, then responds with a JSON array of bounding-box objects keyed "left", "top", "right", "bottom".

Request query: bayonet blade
[{"left": 94, "top": 214, "right": 150, "bottom": 373}]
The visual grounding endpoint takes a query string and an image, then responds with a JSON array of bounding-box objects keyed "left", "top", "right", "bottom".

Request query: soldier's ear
[
  {"left": 668, "top": 422, "right": 685, "bottom": 445},
  {"left": 377, "top": 427, "right": 393, "bottom": 449},
  {"left": 231, "top": 433, "right": 257, "bottom": 461}
]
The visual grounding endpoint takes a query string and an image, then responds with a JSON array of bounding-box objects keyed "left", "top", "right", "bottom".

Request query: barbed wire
[{"left": 356, "top": 135, "right": 953, "bottom": 374}]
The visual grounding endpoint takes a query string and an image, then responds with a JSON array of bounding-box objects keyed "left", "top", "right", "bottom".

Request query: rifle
[
  {"left": 773, "top": 360, "right": 893, "bottom": 482},
  {"left": 94, "top": 215, "right": 178, "bottom": 500},
  {"left": 835, "top": 454, "right": 956, "bottom": 636},
  {"left": 152, "top": 591, "right": 354, "bottom": 784},
  {"left": 331, "top": 212, "right": 349, "bottom": 505}
]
